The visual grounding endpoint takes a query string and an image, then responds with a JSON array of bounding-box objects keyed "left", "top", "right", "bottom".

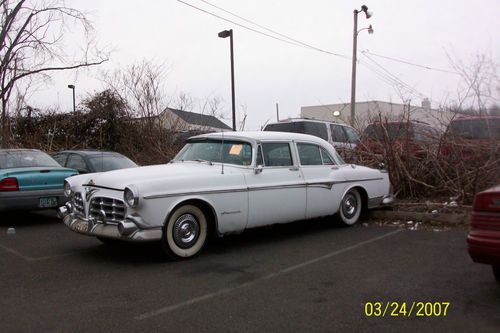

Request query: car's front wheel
[
  {"left": 493, "top": 265, "right": 500, "bottom": 284},
  {"left": 161, "top": 204, "right": 208, "bottom": 260},
  {"left": 336, "top": 188, "right": 362, "bottom": 226}
]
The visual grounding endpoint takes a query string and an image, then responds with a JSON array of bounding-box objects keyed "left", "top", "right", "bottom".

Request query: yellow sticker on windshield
[{"left": 229, "top": 144, "right": 243, "bottom": 155}]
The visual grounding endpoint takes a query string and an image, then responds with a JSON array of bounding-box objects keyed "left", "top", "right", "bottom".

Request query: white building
[{"left": 301, "top": 99, "right": 454, "bottom": 131}]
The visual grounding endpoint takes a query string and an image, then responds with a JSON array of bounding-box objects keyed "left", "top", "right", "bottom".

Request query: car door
[
  {"left": 296, "top": 142, "right": 342, "bottom": 219},
  {"left": 245, "top": 141, "right": 306, "bottom": 228}
]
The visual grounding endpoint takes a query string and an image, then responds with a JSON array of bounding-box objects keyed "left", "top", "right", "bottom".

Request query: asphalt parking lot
[{"left": 1, "top": 211, "right": 499, "bottom": 332}]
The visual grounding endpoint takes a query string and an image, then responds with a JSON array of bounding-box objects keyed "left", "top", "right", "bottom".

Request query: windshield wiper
[{"left": 192, "top": 159, "right": 213, "bottom": 165}]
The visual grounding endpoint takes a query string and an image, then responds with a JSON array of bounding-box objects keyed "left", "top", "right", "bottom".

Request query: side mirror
[{"left": 254, "top": 165, "right": 263, "bottom": 174}]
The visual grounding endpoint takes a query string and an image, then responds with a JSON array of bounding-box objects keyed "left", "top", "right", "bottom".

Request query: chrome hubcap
[
  {"left": 342, "top": 194, "right": 357, "bottom": 219},
  {"left": 173, "top": 214, "right": 200, "bottom": 249}
]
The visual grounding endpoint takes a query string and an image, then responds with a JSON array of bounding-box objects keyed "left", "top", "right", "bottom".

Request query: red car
[
  {"left": 356, "top": 120, "right": 440, "bottom": 160},
  {"left": 440, "top": 116, "right": 500, "bottom": 162},
  {"left": 467, "top": 185, "right": 500, "bottom": 283}
]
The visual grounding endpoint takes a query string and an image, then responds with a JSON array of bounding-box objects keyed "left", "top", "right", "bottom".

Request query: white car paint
[{"left": 59, "top": 131, "right": 393, "bottom": 257}]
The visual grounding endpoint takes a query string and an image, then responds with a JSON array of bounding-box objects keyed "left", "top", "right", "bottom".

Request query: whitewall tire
[{"left": 161, "top": 204, "right": 208, "bottom": 259}]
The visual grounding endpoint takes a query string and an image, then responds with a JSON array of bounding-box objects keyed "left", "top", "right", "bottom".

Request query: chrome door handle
[{"left": 289, "top": 166, "right": 299, "bottom": 171}]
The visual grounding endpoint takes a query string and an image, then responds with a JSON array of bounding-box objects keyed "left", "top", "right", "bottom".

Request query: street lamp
[
  {"left": 218, "top": 29, "right": 236, "bottom": 131},
  {"left": 350, "top": 5, "right": 373, "bottom": 126},
  {"left": 67, "top": 84, "right": 75, "bottom": 113}
]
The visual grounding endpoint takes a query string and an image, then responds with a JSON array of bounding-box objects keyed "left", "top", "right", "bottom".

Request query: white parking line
[
  {"left": 135, "top": 229, "right": 403, "bottom": 320},
  {"left": 0, "top": 244, "right": 89, "bottom": 261}
]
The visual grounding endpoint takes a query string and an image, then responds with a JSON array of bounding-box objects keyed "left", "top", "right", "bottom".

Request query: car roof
[
  {"left": 55, "top": 150, "right": 124, "bottom": 157},
  {"left": 266, "top": 118, "right": 351, "bottom": 127},
  {"left": 451, "top": 115, "right": 500, "bottom": 121},
  {"left": 191, "top": 131, "right": 330, "bottom": 145},
  {"left": 0, "top": 149, "right": 42, "bottom": 152}
]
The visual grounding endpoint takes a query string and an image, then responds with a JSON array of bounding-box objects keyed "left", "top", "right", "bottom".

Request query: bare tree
[
  {"left": 0, "top": 0, "right": 108, "bottom": 147},
  {"left": 447, "top": 52, "right": 499, "bottom": 114}
]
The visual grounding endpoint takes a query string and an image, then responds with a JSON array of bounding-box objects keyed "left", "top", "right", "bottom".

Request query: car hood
[{"left": 74, "top": 162, "right": 237, "bottom": 190}]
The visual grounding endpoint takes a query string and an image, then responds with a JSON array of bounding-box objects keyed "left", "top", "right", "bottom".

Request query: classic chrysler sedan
[{"left": 59, "top": 131, "right": 393, "bottom": 259}]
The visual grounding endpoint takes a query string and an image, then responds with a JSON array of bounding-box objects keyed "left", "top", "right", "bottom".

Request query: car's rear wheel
[
  {"left": 161, "top": 204, "right": 207, "bottom": 260},
  {"left": 493, "top": 265, "right": 500, "bottom": 284},
  {"left": 336, "top": 188, "right": 362, "bottom": 226}
]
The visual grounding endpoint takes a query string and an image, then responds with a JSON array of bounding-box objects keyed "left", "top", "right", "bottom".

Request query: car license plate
[
  {"left": 73, "top": 220, "right": 89, "bottom": 233},
  {"left": 39, "top": 197, "right": 58, "bottom": 208}
]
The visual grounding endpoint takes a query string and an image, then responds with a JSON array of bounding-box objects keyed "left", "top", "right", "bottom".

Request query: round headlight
[
  {"left": 63, "top": 180, "right": 72, "bottom": 197},
  {"left": 124, "top": 186, "right": 139, "bottom": 208}
]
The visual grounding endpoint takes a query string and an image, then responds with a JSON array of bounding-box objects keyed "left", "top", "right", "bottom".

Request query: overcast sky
[{"left": 31, "top": 0, "right": 500, "bottom": 130}]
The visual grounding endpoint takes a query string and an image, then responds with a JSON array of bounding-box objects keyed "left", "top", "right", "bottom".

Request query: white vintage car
[{"left": 58, "top": 131, "right": 393, "bottom": 259}]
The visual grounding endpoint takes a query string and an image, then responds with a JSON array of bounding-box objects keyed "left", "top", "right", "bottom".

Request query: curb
[{"left": 368, "top": 210, "right": 471, "bottom": 224}]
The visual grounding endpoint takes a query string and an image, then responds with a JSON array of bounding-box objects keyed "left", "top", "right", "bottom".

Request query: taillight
[
  {"left": 0, "top": 177, "right": 19, "bottom": 192},
  {"left": 473, "top": 191, "right": 500, "bottom": 213}
]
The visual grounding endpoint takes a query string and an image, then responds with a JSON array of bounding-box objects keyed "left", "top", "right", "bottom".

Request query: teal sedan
[{"left": 0, "top": 149, "right": 77, "bottom": 211}]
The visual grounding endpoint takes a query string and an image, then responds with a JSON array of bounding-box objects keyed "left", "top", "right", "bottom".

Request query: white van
[{"left": 263, "top": 118, "right": 360, "bottom": 151}]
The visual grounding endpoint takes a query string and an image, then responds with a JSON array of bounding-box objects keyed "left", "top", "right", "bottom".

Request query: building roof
[{"left": 166, "top": 108, "right": 232, "bottom": 130}]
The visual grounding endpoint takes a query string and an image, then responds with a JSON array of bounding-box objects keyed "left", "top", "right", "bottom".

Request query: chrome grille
[
  {"left": 72, "top": 193, "right": 85, "bottom": 216},
  {"left": 89, "top": 197, "right": 126, "bottom": 223}
]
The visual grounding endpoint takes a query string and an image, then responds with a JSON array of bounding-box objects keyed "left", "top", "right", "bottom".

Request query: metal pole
[
  {"left": 72, "top": 87, "right": 76, "bottom": 113},
  {"left": 350, "top": 10, "right": 358, "bottom": 127},
  {"left": 229, "top": 29, "right": 236, "bottom": 131}
]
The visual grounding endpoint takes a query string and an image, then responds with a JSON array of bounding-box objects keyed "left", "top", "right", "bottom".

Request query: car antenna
[{"left": 221, "top": 131, "right": 225, "bottom": 174}]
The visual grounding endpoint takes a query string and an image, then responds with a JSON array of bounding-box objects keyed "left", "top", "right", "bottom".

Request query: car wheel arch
[
  {"left": 338, "top": 185, "right": 368, "bottom": 214},
  {"left": 164, "top": 198, "right": 219, "bottom": 237}
]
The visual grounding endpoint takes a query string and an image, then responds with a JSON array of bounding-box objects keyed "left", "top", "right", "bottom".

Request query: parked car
[
  {"left": 439, "top": 116, "right": 500, "bottom": 162},
  {"left": 356, "top": 120, "right": 440, "bottom": 160},
  {"left": 52, "top": 150, "right": 138, "bottom": 174},
  {"left": 263, "top": 118, "right": 360, "bottom": 160},
  {"left": 0, "top": 149, "right": 77, "bottom": 211},
  {"left": 467, "top": 185, "right": 500, "bottom": 284},
  {"left": 59, "top": 131, "right": 393, "bottom": 259}
]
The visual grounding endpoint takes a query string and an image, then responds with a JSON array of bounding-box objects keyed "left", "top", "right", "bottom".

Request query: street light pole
[
  {"left": 67, "top": 84, "right": 75, "bottom": 113},
  {"left": 350, "top": 5, "right": 372, "bottom": 127},
  {"left": 218, "top": 29, "right": 236, "bottom": 131}
]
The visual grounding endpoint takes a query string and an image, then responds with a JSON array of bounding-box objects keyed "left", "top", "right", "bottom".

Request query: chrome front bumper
[{"left": 58, "top": 203, "right": 162, "bottom": 242}]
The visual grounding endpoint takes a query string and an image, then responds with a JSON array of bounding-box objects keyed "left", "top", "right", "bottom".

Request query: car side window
[
  {"left": 330, "top": 125, "right": 347, "bottom": 143},
  {"left": 297, "top": 143, "right": 323, "bottom": 165},
  {"left": 261, "top": 142, "right": 293, "bottom": 167},
  {"left": 66, "top": 154, "right": 89, "bottom": 173},
  {"left": 304, "top": 122, "right": 328, "bottom": 141},
  {"left": 256, "top": 145, "right": 264, "bottom": 166},
  {"left": 320, "top": 147, "right": 334, "bottom": 165},
  {"left": 343, "top": 127, "right": 360, "bottom": 144},
  {"left": 52, "top": 153, "right": 67, "bottom": 166}
]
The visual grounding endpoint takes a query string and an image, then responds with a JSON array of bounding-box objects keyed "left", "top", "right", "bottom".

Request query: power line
[
  {"left": 361, "top": 52, "right": 427, "bottom": 99},
  {"left": 176, "top": 0, "right": 350, "bottom": 59},
  {"left": 363, "top": 50, "right": 459, "bottom": 75},
  {"left": 196, "top": 0, "right": 350, "bottom": 59}
]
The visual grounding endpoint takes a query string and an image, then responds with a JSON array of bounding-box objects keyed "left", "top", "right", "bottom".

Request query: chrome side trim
[
  {"left": 143, "top": 177, "right": 383, "bottom": 200},
  {"left": 221, "top": 210, "right": 242, "bottom": 215}
]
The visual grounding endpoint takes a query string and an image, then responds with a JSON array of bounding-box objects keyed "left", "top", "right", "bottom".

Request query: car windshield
[
  {"left": 448, "top": 118, "right": 500, "bottom": 140},
  {"left": 0, "top": 150, "right": 61, "bottom": 169},
  {"left": 174, "top": 139, "right": 253, "bottom": 166},
  {"left": 88, "top": 155, "right": 138, "bottom": 172}
]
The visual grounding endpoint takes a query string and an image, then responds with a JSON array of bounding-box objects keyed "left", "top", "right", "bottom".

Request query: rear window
[
  {"left": 264, "top": 122, "right": 328, "bottom": 141},
  {"left": 0, "top": 150, "right": 60, "bottom": 169},
  {"left": 447, "top": 118, "right": 500, "bottom": 140},
  {"left": 363, "top": 123, "right": 415, "bottom": 141},
  {"left": 88, "top": 155, "right": 138, "bottom": 172}
]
